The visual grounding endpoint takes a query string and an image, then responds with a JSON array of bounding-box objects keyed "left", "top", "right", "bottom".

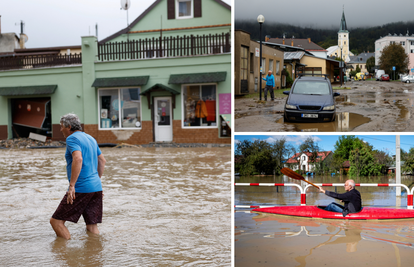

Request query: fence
[
  {"left": 0, "top": 53, "right": 82, "bottom": 71},
  {"left": 97, "top": 32, "right": 231, "bottom": 61},
  {"left": 234, "top": 183, "right": 414, "bottom": 209}
]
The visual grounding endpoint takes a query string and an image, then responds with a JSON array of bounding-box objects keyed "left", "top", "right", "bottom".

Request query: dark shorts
[{"left": 52, "top": 191, "right": 103, "bottom": 225}]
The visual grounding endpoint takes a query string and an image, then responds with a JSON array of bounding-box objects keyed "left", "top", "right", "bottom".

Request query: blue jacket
[{"left": 262, "top": 74, "right": 275, "bottom": 87}]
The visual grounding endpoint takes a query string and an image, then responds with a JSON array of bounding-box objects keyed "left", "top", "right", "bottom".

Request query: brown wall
[
  {"left": 172, "top": 121, "right": 230, "bottom": 144},
  {"left": 0, "top": 125, "right": 7, "bottom": 140},
  {"left": 51, "top": 121, "right": 230, "bottom": 144},
  {"left": 234, "top": 30, "right": 284, "bottom": 95}
]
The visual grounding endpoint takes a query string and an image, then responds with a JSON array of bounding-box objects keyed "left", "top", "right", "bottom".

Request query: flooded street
[
  {"left": 235, "top": 175, "right": 414, "bottom": 266},
  {"left": 0, "top": 147, "right": 231, "bottom": 266},
  {"left": 235, "top": 81, "right": 414, "bottom": 132}
]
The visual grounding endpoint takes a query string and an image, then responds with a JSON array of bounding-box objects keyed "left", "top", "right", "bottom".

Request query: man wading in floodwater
[
  {"left": 50, "top": 113, "right": 106, "bottom": 239},
  {"left": 319, "top": 179, "right": 362, "bottom": 217}
]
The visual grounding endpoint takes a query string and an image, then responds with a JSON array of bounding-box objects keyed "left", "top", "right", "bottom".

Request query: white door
[{"left": 154, "top": 97, "right": 173, "bottom": 142}]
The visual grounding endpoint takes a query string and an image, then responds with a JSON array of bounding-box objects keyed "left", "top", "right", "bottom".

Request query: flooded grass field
[
  {"left": 235, "top": 174, "right": 414, "bottom": 266},
  {"left": 0, "top": 147, "right": 231, "bottom": 266}
]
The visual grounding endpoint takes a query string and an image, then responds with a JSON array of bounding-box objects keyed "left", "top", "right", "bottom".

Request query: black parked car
[{"left": 283, "top": 74, "right": 340, "bottom": 122}]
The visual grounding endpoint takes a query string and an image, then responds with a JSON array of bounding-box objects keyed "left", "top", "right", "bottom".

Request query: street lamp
[
  {"left": 257, "top": 14, "right": 265, "bottom": 100},
  {"left": 339, "top": 45, "right": 343, "bottom": 87}
]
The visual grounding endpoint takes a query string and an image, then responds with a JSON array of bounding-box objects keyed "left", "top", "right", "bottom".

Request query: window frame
[
  {"left": 176, "top": 0, "right": 193, "bottom": 19},
  {"left": 181, "top": 83, "right": 218, "bottom": 129},
  {"left": 97, "top": 87, "right": 143, "bottom": 130}
]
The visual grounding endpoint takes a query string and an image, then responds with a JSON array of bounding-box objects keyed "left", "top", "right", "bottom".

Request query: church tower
[{"left": 338, "top": 7, "right": 349, "bottom": 61}]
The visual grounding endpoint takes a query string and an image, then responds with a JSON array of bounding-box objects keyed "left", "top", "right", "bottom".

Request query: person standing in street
[
  {"left": 50, "top": 113, "right": 106, "bottom": 239},
  {"left": 262, "top": 70, "right": 275, "bottom": 101}
]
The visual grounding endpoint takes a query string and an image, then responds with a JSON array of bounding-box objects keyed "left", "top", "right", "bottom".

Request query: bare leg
[
  {"left": 50, "top": 218, "right": 71, "bottom": 240},
  {"left": 86, "top": 224, "right": 99, "bottom": 235}
]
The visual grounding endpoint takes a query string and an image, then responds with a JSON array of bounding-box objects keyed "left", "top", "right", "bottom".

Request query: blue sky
[{"left": 234, "top": 135, "right": 414, "bottom": 155}]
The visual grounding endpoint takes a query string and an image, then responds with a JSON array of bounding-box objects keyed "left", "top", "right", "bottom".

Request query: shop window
[
  {"left": 269, "top": 59, "right": 274, "bottom": 73},
  {"left": 177, "top": 0, "right": 193, "bottom": 18},
  {"left": 183, "top": 84, "right": 216, "bottom": 127},
  {"left": 98, "top": 88, "right": 142, "bottom": 129},
  {"left": 276, "top": 61, "right": 280, "bottom": 75}
]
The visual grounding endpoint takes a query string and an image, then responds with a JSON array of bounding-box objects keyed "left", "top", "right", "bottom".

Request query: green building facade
[{"left": 0, "top": 0, "right": 231, "bottom": 144}]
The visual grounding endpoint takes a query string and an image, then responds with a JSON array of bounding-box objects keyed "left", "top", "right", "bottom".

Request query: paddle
[{"left": 280, "top": 167, "right": 320, "bottom": 189}]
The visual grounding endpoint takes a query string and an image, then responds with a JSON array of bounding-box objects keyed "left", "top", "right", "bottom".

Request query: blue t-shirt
[
  {"left": 262, "top": 74, "right": 275, "bottom": 87},
  {"left": 65, "top": 131, "right": 102, "bottom": 193}
]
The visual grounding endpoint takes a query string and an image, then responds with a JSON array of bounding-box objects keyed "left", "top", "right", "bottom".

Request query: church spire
[{"left": 339, "top": 7, "right": 348, "bottom": 33}]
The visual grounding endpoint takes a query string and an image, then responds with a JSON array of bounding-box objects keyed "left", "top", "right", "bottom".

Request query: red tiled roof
[
  {"left": 286, "top": 151, "right": 332, "bottom": 164},
  {"left": 342, "top": 161, "right": 350, "bottom": 168}
]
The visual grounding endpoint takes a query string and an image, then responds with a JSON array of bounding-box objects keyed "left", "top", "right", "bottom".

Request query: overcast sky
[
  {"left": 0, "top": 0, "right": 231, "bottom": 48},
  {"left": 235, "top": 0, "right": 414, "bottom": 29}
]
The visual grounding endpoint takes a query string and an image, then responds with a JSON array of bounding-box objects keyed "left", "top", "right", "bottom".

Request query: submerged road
[{"left": 0, "top": 147, "right": 231, "bottom": 266}]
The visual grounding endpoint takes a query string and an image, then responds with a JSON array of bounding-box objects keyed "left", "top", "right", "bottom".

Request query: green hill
[{"left": 235, "top": 20, "right": 414, "bottom": 55}]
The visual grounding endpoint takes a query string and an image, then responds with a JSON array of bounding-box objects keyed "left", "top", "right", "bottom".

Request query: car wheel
[
  {"left": 284, "top": 113, "right": 290, "bottom": 123},
  {"left": 407, "top": 81, "right": 410, "bottom": 83}
]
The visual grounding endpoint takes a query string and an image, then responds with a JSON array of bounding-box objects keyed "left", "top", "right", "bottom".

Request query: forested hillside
[{"left": 235, "top": 20, "right": 414, "bottom": 55}]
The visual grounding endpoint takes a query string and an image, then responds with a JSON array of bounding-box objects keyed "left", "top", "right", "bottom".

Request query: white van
[{"left": 376, "top": 70, "right": 385, "bottom": 81}]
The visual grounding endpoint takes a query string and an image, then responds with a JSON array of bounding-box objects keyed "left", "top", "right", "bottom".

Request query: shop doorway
[
  {"left": 11, "top": 97, "right": 52, "bottom": 138},
  {"left": 154, "top": 97, "right": 172, "bottom": 142}
]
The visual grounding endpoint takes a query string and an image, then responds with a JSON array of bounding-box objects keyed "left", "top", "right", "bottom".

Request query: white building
[
  {"left": 375, "top": 33, "right": 414, "bottom": 74},
  {"left": 285, "top": 151, "right": 332, "bottom": 172}
]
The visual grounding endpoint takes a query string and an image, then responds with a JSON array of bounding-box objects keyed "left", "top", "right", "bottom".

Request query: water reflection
[
  {"left": 51, "top": 233, "right": 104, "bottom": 266},
  {"left": 276, "top": 112, "right": 371, "bottom": 132},
  {"left": 235, "top": 211, "right": 414, "bottom": 266}
]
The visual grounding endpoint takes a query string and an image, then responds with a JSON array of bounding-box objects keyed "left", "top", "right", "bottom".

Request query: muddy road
[{"left": 235, "top": 81, "right": 414, "bottom": 132}]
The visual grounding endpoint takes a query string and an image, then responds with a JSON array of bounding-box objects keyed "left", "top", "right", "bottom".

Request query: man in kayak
[{"left": 319, "top": 179, "right": 361, "bottom": 216}]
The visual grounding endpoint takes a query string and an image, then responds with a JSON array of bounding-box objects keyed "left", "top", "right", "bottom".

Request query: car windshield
[{"left": 292, "top": 81, "right": 330, "bottom": 95}]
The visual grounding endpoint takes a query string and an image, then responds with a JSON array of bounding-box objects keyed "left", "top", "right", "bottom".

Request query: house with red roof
[{"left": 285, "top": 151, "right": 332, "bottom": 172}]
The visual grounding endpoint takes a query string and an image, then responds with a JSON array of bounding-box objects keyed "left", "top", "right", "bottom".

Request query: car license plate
[{"left": 301, "top": 114, "right": 318, "bottom": 118}]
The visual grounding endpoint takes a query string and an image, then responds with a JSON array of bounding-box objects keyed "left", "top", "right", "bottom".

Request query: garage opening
[{"left": 11, "top": 97, "right": 51, "bottom": 138}]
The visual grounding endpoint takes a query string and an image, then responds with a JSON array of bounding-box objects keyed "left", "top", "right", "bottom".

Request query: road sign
[{"left": 393, "top": 66, "right": 396, "bottom": 71}]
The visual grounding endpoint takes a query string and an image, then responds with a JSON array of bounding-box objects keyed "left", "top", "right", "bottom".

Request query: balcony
[
  {"left": 97, "top": 32, "right": 231, "bottom": 61},
  {"left": 0, "top": 53, "right": 82, "bottom": 71}
]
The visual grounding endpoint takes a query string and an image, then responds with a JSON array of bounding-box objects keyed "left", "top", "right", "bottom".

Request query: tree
[
  {"left": 402, "top": 148, "right": 414, "bottom": 174},
  {"left": 333, "top": 136, "right": 364, "bottom": 173},
  {"left": 366, "top": 56, "right": 375, "bottom": 73},
  {"left": 379, "top": 43, "right": 409, "bottom": 78},
  {"left": 356, "top": 65, "right": 361, "bottom": 73},
  {"left": 349, "top": 143, "right": 383, "bottom": 177},
  {"left": 299, "top": 137, "right": 320, "bottom": 163},
  {"left": 235, "top": 138, "right": 294, "bottom": 176},
  {"left": 270, "top": 137, "right": 295, "bottom": 175}
]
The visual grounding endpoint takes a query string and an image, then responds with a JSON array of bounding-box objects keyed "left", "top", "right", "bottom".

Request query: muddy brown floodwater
[
  {"left": 235, "top": 175, "right": 414, "bottom": 266},
  {"left": 0, "top": 147, "right": 231, "bottom": 266},
  {"left": 235, "top": 81, "right": 414, "bottom": 132}
]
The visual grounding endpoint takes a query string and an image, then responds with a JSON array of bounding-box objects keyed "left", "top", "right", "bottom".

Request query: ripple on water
[{"left": 0, "top": 147, "right": 231, "bottom": 266}]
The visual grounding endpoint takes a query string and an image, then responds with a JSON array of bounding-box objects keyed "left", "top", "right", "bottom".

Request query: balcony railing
[
  {"left": 98, "top": 32, "right": 231, "bottom": 61},
  {"left": 0, "top": 53, "right": 82, "bottom": 71}
]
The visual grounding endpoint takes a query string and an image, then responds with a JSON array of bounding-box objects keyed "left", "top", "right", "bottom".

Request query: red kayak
[{"left": 252, "top": 206, "right": 414, "bottom": 220}]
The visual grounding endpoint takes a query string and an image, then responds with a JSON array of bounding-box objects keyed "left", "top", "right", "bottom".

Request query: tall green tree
[
  {"left": 349, "top": 143, "right": 383, "bottom": 177},
  {"left": 402, "top": 148, "right": 414, "bottom": 174},
  {"left": 379, "top": 43, "right": 409, "bottom": 77},
  {"left": 366, "top": 56, "right": 375, "bottom": 73},
  {"left": 271, "top": 137, "right": 294, "bottom": 175},
  {"left": 235, "top": 139, "right": 294, "bottom": 176}
]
